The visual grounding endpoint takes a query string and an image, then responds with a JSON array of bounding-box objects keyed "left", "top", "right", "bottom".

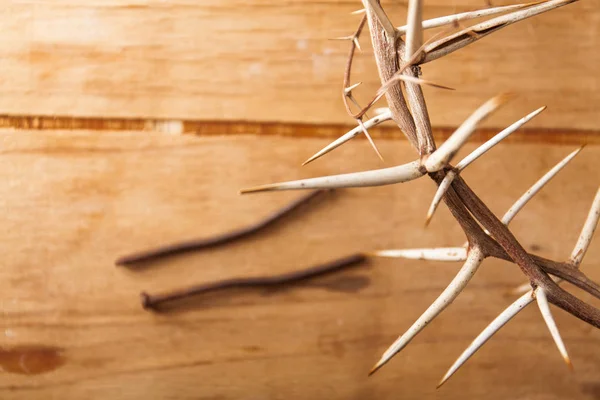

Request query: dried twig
[
  {"left": 116, "top": 190, "right": 328, "bottom": 265},
  {"left": 141, "top": 254, "right": 367, "bottom": 310},
  {"left": 362, "top": 0, "right": 396, "bottom": 40},
  {"left": 339, "top": 15, "right": 367, "bottom": 119}
]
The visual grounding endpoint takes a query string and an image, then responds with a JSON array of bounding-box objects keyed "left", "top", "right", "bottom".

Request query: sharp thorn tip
[
  {"left": 566, "top": 357, "right": 574, "bottom": 371},
  {"left": 424, "top": 215, "right": 432, "bottom": 227},
  {"left": 368, "top": 359, "right": 385, "bottom": 376}
]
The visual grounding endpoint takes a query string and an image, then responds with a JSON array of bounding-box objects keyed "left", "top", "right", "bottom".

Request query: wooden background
[
  {"left": 0, "top": 0, "right": 599, "bottom": 399},
  {"left": 0, "top": 0, "right": 598, "bottom": 131},
  {"left": 0, "top": 134, "right": 598, "bottom": 399}
]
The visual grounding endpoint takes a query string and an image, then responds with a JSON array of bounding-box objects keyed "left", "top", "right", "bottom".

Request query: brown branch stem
[
  {"left": 140, "top": 253, "right": 367, "bottom": 310},
  {"left": 402, "top": 65, "right": 436, "bottom": 155},
  {"left": 342, "top": 15, "right": 368, "bottom": 118},
  {"left": 116, "top": 190, "right": 329, "bottom": 266},
  {"left": 363, "top": 0, "right": 419, "bottom": 151},
  {"left": 450, "top": 175, "right": 600, "bottom": 328}
]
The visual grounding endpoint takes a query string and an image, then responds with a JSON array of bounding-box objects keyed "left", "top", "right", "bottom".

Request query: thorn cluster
[{"left": 241, "top": 0, "right": 597, "bottom": 386}]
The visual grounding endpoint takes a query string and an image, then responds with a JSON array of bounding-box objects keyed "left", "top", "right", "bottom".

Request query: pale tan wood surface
[
  {"left": 0, "top": 130, "right": 598, "bottom": 399},
  {"left": 0, "top": 1, "right": 598, "bottom": 130}
]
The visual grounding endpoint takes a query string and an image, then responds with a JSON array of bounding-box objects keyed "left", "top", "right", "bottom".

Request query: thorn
[
  {"left": 302, "top": 110, "right": 393, "bottom": 166},
  {"left": 456, "top": 106, "right": 546, "bottom": 171},
  {"left": 422, "top": 0, "right": 579, "bottom": 64},
  {"left": 372, "top": 247, "right": 467, "bottom": 261},
  {"left": 438, "top": 291, "right": 535, "bottom": 387},
  {"left": 330, "top": 35, "right": 353, "bottom": 41},
  {"left": 369, "top": 358, "right": 386, "bottom": 376},
  {"left": 404, "top": 0, "right": 424, "bottom": 59},
  {"left": 396, "top": 2, "right": 544, "bottom": 34},
  {"left": 353, "top": 37, "right": 362, "bottom": 51},
  {"left": 344, "top": 82, "right": 362, "bottom": 95},
  {"left": 377, "top": 75, "right": 455, "bottom": 97},
  {"left": 426, "top": 171, "right": 456, "bottom": 226},
  {"left": 501, "top": 146, "right": 583, "bottom": 225},
  {"left": 424, "top": 93, "right": 514, "bottom": 172},
  {"left": 357, "top": 119, "right": 384, "bottom": 162},
  {"left": 535, "top": 287, "right": 573, "bottom": 370},
  {"left": 370, "top": 247, "right": 484, "bottom": 375},
  {"left": 570, "top": 187, "right": 600, "bottom": 266},
  {"left": 241, "top": 160, "right": 425, "bottom": 193},
  {"left": 351, "top": 8, "right": 366, "bottom": 15}
]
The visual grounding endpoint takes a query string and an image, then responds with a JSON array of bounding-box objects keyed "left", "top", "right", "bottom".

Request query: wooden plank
[
  {"left": 0, "top": 131, "right": 598, "bottom": 398},
  {"left": 0, "top": 1, "right": 598, "bottom": 130}
]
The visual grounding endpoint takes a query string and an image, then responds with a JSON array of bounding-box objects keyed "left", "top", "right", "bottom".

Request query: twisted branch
[{"left": 240, "top": 0, "right": 596, "bottom": 385}]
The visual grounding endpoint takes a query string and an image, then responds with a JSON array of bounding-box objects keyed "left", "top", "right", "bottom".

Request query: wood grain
[
  {"left": 0, "top": 0, "right": 598, "bottom": 130},
  {"left": 0, "top": 130, "right": 598, "bottom": 399}
]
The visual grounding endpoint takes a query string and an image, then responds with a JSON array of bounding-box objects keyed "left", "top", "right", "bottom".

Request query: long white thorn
[
  {"left": 501, "top": 147, "right": 583, "bottom": 225},
  {"left": 570, "top": 188, "right": 600, "bottom": 266},
  {"left": 439, "top": 291, "right": 534, "bottom": 387},
  {"left": 303, "top": 110, "right": 393, "bottom": 166},
  {"left": 404, "top": 0, "right": 423, "bottom": 60},
  {"left": 240, "top": 160, "right": 424, "bottom": 194},
  {"left": 457, "top": 146, "right": 574, "bottom": 246},
  {"left": 424, "top": 93, "right": 512, "bottom": 172},
  {"left": 428, "top": 107, "right": 544, "bottom": 225},
  {"left": 456, "top": 106, "right": 546, "bottom": 171},
  {"left": 372, "top": 247, "right": 467, "bottom": 262},
  {"left": 535, "top": 287, "right": 573, "bottom": 369},
  {"left": 370, "top": 247, "right": 484, "bottom": 375},
  {"left": 396, "top": 2, "right": 542, "bottom": 33},
  {"left": 358, "top": 119, "right": 385, "bottom": 162},
  {"left": 423, "top": 0, "right": 579, "bottom": 64},
  {"left": 426, "top": 171, "right": 456, "bottom": 225}
]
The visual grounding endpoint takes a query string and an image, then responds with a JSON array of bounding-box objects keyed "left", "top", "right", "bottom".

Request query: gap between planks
[{"left": 0, "top": 114, "right": 597, "bottom": 145}]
